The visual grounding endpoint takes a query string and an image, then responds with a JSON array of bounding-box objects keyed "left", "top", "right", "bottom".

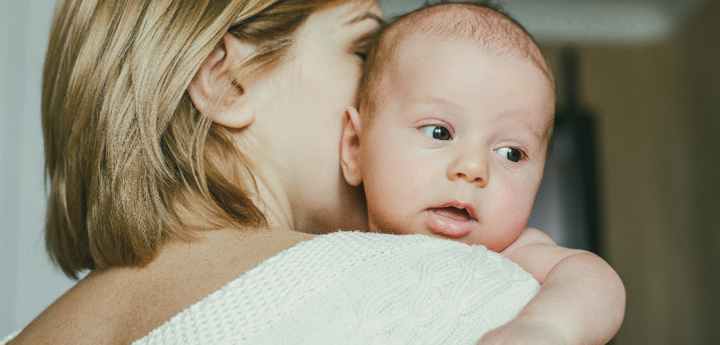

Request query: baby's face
[{"left": 358, "top": 37, "right": 555, "bottom": 252}]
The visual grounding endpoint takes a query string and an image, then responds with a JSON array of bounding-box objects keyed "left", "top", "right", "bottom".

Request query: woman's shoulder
[
  {"left": 311, "top": 231, "right": 536, "bottom": 277},
  {"left": 319, "top": 231, "right": 538, "bottom": 285},
  {"left": 304, "top": 230, "right": 479, "bottom": 255},
  {"left": 134, "top": 231, "right": 539, "bottom": 344}
]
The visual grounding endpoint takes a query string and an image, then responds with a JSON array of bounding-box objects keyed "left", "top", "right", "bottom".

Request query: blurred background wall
[
  {"left": 1, "top": 0, "right": 76, "bottom": 337},
  {"left": 1, "top": 0, "right": 719, "bottom": 343},
  {"left": 539, "top": 2, "right": 720, "bottom": 343}
]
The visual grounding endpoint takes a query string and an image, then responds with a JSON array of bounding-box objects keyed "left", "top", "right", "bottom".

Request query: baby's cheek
[
  {"left": 478, "top": 205, "right": 532, "bottom": 252},
  {"left": 492, "top": 223, "right": 527, "bottom": 252},
  {"left": 365, "top": 184, "right": 418, "bottom": 235},
  {"left": 363, "top": 162, "right": 422, "bottom": 234},
  {"left": 363, "top": 173, "right": 405, "bottom": 234}
]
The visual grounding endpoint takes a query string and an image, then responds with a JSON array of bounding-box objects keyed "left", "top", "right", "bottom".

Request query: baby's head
[{"left": 340, "top": 2, "right": 555, "bottom": 252}]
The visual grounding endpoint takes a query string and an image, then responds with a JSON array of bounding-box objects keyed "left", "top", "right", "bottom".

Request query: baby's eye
[
  {"left": 355, "top": 52, "right": 368, "bottom": 61},
  {"left": 495, "top": 147, "right": 523, "bottom": 162},
  {"left": 419, "top": 125, "right": 452, "bottom": 140}
]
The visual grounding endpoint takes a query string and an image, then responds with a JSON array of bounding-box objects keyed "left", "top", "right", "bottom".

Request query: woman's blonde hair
[{"left": 43, "top": 0, "right": 339, "bottom": 279}]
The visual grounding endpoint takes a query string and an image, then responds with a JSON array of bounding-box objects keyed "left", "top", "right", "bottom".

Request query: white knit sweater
[{"left": 2, "top": 232, "right": 539, "bottom": 345}]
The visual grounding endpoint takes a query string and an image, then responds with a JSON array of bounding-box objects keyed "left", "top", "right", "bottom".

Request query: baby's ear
[
  {"left": 340, "top": 107, "right": 363, "bottom": 187},
  {"left": 187, "top": 33, "right": 254, "bottom": 129}
]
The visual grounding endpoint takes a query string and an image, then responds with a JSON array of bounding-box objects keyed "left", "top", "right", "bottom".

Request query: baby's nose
[{"left": 447, "top": 151, "right": 488, "bottom": 187}]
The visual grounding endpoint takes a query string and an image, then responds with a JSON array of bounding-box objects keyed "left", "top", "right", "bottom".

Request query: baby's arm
[{"left": 478, "top": 228, "right": 625, "bottom": 345}]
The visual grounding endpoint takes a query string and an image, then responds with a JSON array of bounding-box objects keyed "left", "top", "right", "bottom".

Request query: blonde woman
[
  {"left": 3, "top": 0, "right": 621, "bottom": 344},
  {"left": 1, "top": 0, "right": 531, "bottom": 343}
]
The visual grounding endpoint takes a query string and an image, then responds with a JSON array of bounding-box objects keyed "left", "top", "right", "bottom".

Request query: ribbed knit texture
[{"left": 0, "top": 232, "right": 539, "bottom": 345}]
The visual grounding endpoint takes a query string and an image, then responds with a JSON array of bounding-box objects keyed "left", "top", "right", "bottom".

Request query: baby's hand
[
  {"left": 477, "top": 317, "right": 568, "bottom": 345},
  {"left": 491, "top": 227, "right": 625, "bottom": 345}
]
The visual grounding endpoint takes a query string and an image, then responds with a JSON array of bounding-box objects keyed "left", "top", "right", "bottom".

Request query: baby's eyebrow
[
  {"left": 522, "top": 119, "right": 552, "bottom": 147},
  {"left": 422, "top": 95, "right": 463, "bottom": 110}
]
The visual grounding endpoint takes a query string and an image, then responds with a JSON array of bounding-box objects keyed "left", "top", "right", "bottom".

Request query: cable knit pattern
[{"left": 0, "top": 232, "right": 539, "bottom": 345}]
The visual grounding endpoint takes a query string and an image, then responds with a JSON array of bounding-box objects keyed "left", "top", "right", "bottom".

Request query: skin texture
[
  {"left": 342, "top": 36, "right": 555, "bottom": 252},
  {"left": 11, "top": 2, "right": 384, "bottom": 344}
]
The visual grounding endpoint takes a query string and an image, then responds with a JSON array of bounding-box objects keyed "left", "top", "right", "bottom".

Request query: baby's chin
[
  {"left": 369, "top": 222, "right": 470, "bottom": 242},
  {"left": 368, "top": 213, "right": 475, "bottom": 238},
  {"left": 367, "top": 217, "right": 516, "bottom": 252},
  {"left": 367, "top": 222, "right": 422, "bottom": 237},
  {"left": 380, "top": 224, "right": 521, "bottom": 254}
]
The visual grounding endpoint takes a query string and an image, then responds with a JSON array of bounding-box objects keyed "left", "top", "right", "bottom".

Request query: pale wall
[
  {"left": 0, "top": 0, "right": 77, "bottom": 337},
  {"left": 541, "top": 0, "right": 720, "bottom": 343}
]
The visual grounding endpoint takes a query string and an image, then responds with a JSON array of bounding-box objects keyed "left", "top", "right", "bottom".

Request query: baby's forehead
[
  {"left": 360, "top": 3, "right": 555, "bottom": 131},
  {"left": 378, "top": 3, "right": 553, "bottom": 85}
]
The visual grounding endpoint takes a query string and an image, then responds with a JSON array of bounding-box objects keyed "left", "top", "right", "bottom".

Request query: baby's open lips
[
  {"left": 430, "top": 206, "right": 474, "bottom": 222},
  {"left": 425, "top": 203, "right": 477, "bottom": 238}
]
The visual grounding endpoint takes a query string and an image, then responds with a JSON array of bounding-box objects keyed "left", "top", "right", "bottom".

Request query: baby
[{"left": 340, "top": 2, "right": 624, "bottom": 344}]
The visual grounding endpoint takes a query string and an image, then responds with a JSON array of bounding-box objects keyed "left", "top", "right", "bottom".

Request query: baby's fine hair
[{"left": 358, "top": 1, "right": 554, "bottom": 118}]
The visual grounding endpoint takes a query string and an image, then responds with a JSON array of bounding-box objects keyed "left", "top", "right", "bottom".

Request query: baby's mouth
[
  {"left": 425, "top": 206, "right": 476, "bottom": 238},
  {"left": 431, "top": 206, "right": 473, "bottom": 222}
]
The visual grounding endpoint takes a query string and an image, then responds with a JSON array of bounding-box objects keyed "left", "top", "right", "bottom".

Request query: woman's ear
[
  {"left": 340, "top": 107, "right": 364, "bottom": 187},
  {"left": 188, "top": 32, "right": 254, "bottom": 129}
]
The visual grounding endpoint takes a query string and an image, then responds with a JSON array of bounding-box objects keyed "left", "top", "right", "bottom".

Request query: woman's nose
[{"left": 447, "top": 150, "right": 489, "bottom": 187}]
